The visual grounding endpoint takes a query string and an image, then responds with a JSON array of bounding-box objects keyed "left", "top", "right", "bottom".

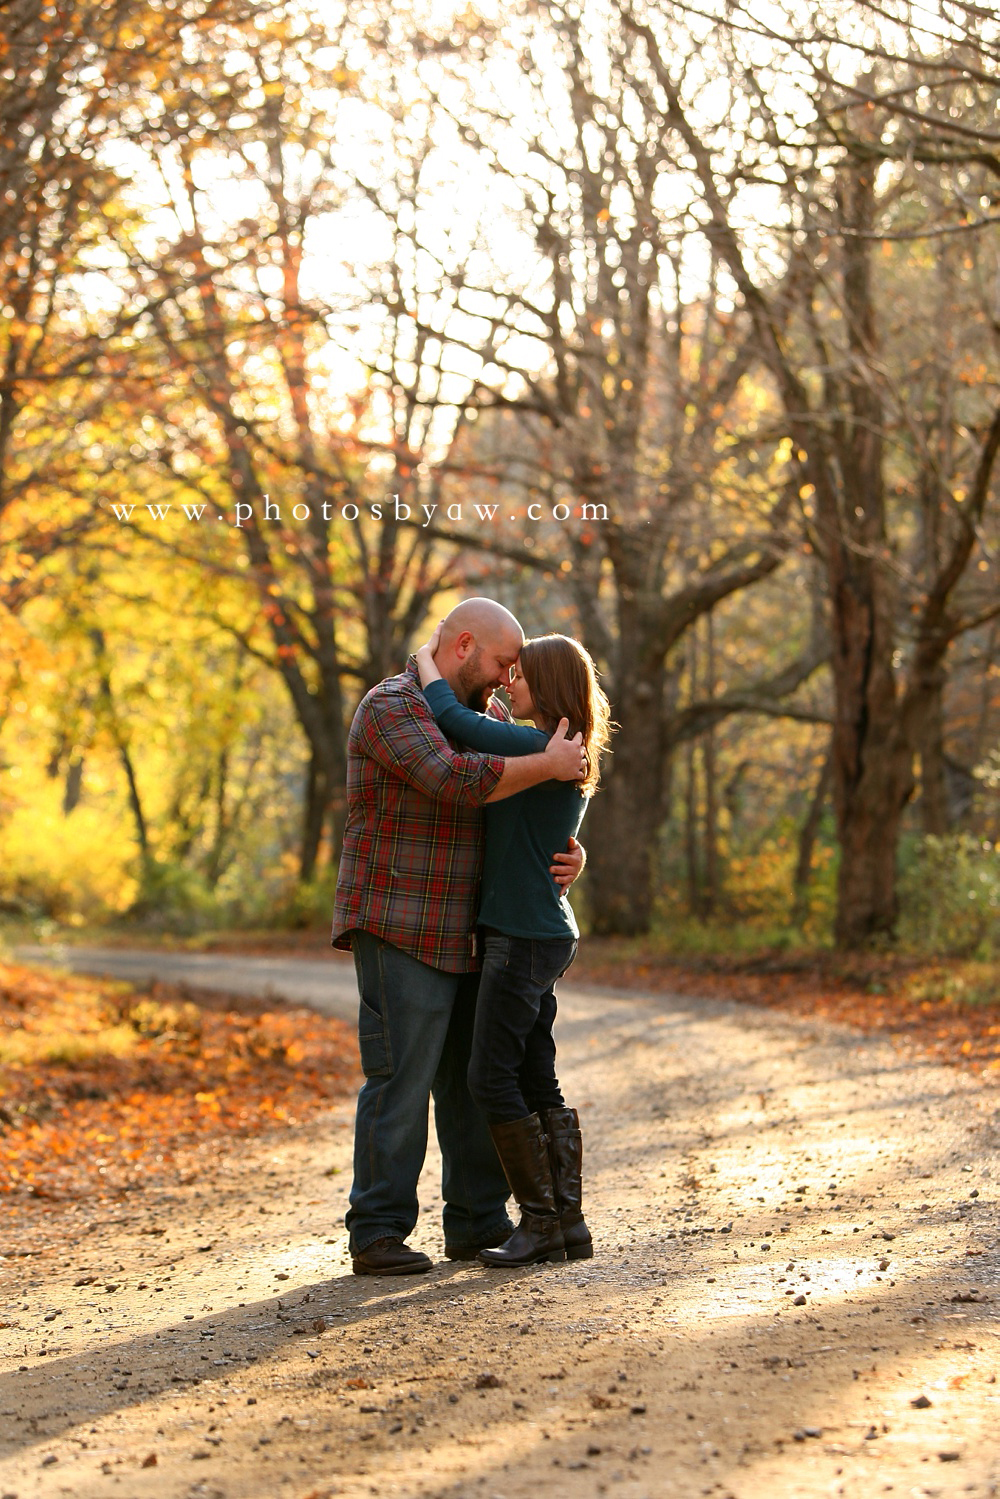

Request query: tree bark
[
  {"left": 703, "top": 614, "right": 719, "bottom": 914},
  {"left": 821, "top": 160, "right": 910, "bottom": 945},
  {"left": 91, "top": 628, "right": 151, "bottom": 867},
  {"left": 300, "top": 748, "right": 335, "bottom": 884},
  {"left": 62, "top": 756, "right": 83, "bottom": 816},
  {"left": 792, "top": 743, "right": 833, "bottom": 923},
  {"left": 918, "top": 673, "right": 950, "bottom": 836},
  {"left": 117, "top": 739, "right": 151, "bottom": 865},
  {"left": 584, "top": 656, "right": 668, "bottom": 936},
  {"left": 684, "top": 737, "right": 701, "bottom": 918}
]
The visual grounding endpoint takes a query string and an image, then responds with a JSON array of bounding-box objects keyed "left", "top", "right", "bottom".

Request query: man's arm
[
  {"left": 357, "top": 689, "right": 505, "bottom": 805},
  {"left": 357, "top": 687, "right": 584, "bottom": 805},
  {"left": 551, "top": 835, "right": 586, "bottom": 890},
  {"left": 485, "top": 721, "right": 585, "bottom": 803}
]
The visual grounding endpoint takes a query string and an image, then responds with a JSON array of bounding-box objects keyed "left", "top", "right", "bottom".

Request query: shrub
[
  {"left": 125, "top": 860, "right": 233, "bottom": 933},
  {"left": 897, "top": 835, "right": 1000, "bottom": 958},
  {"left": 0, "top": 801, "right": 137, "bottom": 920}
]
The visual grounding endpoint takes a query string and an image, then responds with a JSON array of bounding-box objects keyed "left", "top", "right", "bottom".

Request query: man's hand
[
  {"left": 544, "top": 718, "right": 587, "bottom": 781},
  {"left": 551, "top": 835, "right": 586, "bottom": 891}
]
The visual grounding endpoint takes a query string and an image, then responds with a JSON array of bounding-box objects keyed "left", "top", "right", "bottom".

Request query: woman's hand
[
  {"left": 415, "top": 622, "right": 444, "bottom": 686},
  {"left": 420, "top": 621, "right": 443, "bottom": 656}
]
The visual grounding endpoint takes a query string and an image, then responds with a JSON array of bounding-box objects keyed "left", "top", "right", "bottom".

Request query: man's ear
[{"left": 453, "top": 630, "right": 476, "bottom": 660}]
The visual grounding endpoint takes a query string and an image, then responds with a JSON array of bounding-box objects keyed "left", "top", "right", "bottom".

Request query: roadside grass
[{"left": 570, "top": 933, "right": 1000, "bottom": 1074}]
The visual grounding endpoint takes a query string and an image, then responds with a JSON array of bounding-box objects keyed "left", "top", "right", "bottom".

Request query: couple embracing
[{"left": 331, "top": 598, "right": 612, "bottom": 1275}]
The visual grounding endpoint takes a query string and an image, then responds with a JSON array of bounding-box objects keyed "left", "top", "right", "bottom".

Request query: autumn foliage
[{"left": 0, "top": 963, "right": 359, "bottom": 1207}]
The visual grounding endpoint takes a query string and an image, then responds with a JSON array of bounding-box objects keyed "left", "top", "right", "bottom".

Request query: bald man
[{"left": 332, "top": 598, "right": 586, "bottom": 1274}]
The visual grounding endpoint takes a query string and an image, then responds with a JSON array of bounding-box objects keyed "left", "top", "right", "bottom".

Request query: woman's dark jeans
[{"left": 468, "top": 928, "right": 578, "bottom": 1125}]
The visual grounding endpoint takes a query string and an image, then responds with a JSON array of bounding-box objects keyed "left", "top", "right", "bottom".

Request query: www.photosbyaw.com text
[{"left": 108, "top": 496, "right": 610, "bottom": 527}]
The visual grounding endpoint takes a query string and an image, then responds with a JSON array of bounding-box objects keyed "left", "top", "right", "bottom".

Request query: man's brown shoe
[{"left": 351, "top": 1237, "right": 432, "bottom": 1276}]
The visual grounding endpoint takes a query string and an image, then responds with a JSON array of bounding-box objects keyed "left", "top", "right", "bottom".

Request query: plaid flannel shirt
[{"left": 331, "top": 659, "right": 507, "bottom": 972}]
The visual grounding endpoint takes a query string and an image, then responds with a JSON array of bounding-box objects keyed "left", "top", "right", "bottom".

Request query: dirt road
[
  {"left": 11, "top": 946, "right": 360, "bottom": 1021},
  {"left": 2, "top": 973, "right": 999, "bottom": 1499}
]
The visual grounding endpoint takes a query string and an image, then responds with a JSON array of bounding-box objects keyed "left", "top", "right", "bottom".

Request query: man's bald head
[
  {"left": 435, "top": 597, "right": 524, "bottom": 709},
  {"left": 440, "top": 598, "right": 523, "bottom": 654}
]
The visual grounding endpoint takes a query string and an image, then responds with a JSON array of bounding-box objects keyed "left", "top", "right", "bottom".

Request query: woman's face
[{"left": 507, "top": 657, "right": 535, "bottom": 720}]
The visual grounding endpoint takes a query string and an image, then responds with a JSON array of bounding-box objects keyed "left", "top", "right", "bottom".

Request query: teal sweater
[{"left": 423, "top": 679, "right": 587, "bottom": 941}]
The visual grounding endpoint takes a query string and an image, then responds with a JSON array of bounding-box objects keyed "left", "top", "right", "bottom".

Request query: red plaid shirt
[{"left": 331, "top": 659, "right": 506, "bottom": 972}]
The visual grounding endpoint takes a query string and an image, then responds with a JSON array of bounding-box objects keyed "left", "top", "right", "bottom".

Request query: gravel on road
[{"left": 1, "top": 974, "right": 998, "bottom": 1499}]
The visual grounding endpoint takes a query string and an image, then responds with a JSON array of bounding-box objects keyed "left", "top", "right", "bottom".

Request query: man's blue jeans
[{"left": 345, "top": 931, "right": 514, "bottom": 1256}]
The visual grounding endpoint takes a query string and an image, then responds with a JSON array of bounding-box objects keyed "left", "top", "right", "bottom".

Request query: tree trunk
[
  {"left": 703, "top": 613, "right": 719, "bottom": 913},
  {"left": 918, "top": 672, "right": 949, "bottom": 836},
  {"left": 684, "top": 738, "right": 700, "bottom": 917},
  {"left": 833, "top": 755, "right": 909, "bottom": 945},
  {"left": 585, "top": 663, "right": 667, "bottom": 935},
  {"left": 684, "top": 629, "right": 701, "bottom": 915},
  {"left": 300, "top": 749, "right": 329, "bottom": 883},
  {"left": 62, "top": 756, "right": 83, "bottom": 815},
  {"left": 117, "top": 738, "right": 150, "bottom": 864},
  {"left": 203, "top": 747, "right": 230, "bottom": 889},
  {"left": 826, "top": 159, "right": 910, "bottom": 947},
  {"left": 91, "top": 628, "right": 151, "bottom": 868},
  {"left": 792, "top": 743, "right": 832, "bottom": 923}
]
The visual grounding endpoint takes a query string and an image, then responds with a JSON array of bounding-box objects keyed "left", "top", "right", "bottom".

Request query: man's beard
[{"left": 458, "top": 649, "right": 492, "bottom": 712}]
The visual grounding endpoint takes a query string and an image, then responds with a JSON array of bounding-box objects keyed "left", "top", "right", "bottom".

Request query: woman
[{"left": 415, "top": 628, "right": 612, "bottom": 1267}]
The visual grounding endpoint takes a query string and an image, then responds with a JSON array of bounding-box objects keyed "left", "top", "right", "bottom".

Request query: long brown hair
[{"left": 518, "top": 634, "right": 613, "bottom": 796}]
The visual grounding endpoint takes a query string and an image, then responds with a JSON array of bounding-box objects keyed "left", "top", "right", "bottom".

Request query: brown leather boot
[
  {"left": 478, "top": 1114, "right": 566, "bottom": 1267},
  {"left": 541, "top": 1106, "right": 594, "bottom": 1260}
]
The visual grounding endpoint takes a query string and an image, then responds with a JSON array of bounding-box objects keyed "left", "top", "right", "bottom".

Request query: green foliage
[
  {"left": 646, "top": 915, "right": 818, "bottom": 958},
  {"left": 127, "top": 860, "right": 230, "bottom": 933},
  {"left": 261, "top": 870, "right": 340, "bottom": 931},
  {"left": 899, "top": 961, "right": 999, "bottom": 1009},
  {"left": 897, "top": 835, "right": 1000, "bottom": 958}
]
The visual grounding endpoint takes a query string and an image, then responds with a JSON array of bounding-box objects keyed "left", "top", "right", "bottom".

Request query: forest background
[{"left": 1, "top": 0, "right": 998, "bottom": 978}]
